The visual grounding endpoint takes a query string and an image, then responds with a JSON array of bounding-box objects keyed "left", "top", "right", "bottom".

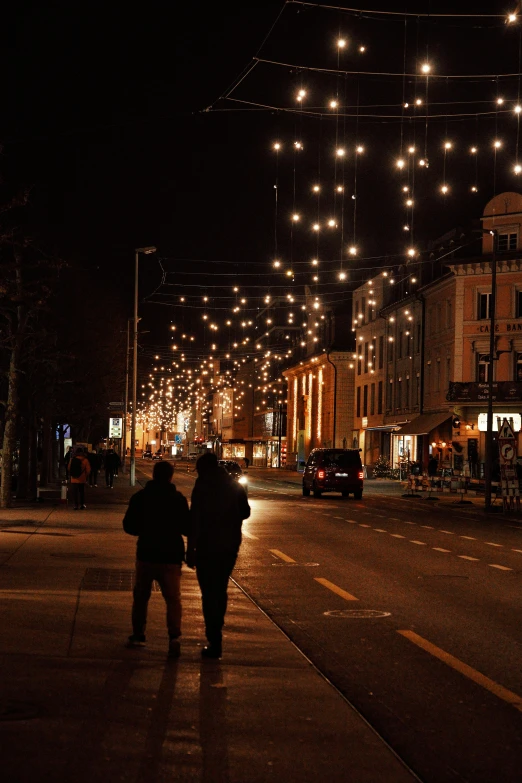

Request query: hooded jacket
[
  {"left": 189, "top": 467, "right": 250, "bottom": 557},
  {"left": 123, "top": 480, "right": 190, "bottom": 564}
]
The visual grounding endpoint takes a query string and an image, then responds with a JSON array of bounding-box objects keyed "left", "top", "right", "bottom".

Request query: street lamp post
[
  {"left": 122, "top": 318, "right": 132, "bottom": 473},
  {"left": 130, "top": 246, "right": 156, "bottom": 487},
  {"left": 484, "top": 230, "right": 498, "bottom": 511}
]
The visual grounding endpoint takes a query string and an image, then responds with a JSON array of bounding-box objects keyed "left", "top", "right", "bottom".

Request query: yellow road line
[
  {"left": 314, "top": 577, "right": 358, "bottom": 602},
  {"left": 410, "top": 540, "right": 427, "bottom": 545},
  {"left": 269, "top": 549, "right": 295, "bottom": 563},
  {"left": 488, "top": 564, "right": 512, "bottom": 571},
  {"left": 398, "top": 630, "right": 522, "bottom": 713},
  {"left": 459, "top": 555, "right": 479, "bottom": 561},
  {"left": 390, "top": 534, "right": 405, "bottom": 539},
  {"left": 485, "top": 542, "right": 502, "bottom": 547},
  {"left": 433, "top": 547, "right": 451, "bottom": 553}
]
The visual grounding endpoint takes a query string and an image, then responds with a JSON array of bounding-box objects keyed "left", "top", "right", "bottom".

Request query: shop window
[
  {"left": 378, "top": 381, "right": 383, "bottom": 414},
  {"left": 497, "top": 232, "right": 517, "bottom": 252},
  {"left": 517, "top": 291, "right": 522, "bottom": 318},
  {"left": 370, "top": 383, "right": 375, "bottom": 415},
  {"left": 477, "top": 292, "right": 491, "bottom": 320},
  {"left": 477, "top": 353, "right": 490, "bottom": 383},
  {"left": 516, "top": 353, "right": 522, "bottom": 382},
  {"left": 363, "top": 385, "right": 368, "bottom": 417}
]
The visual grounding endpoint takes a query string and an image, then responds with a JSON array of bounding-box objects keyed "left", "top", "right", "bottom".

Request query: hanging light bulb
[
  {"left": 329, "top": 99, "right": 338, "bottom": 109},
  {"left": 402, "top": 185, "right": 409, "bottom": 192},
  {"left": 407, "top": 248, "right": 417, "bottom": 257},
  {"left": 359, "top": 45, "right": 366, "bottom": 53},
  {"left": 336, "top": 147, "right": 346, "bottom": 157},
  {"left": 296, "top": 89, "right": 306, "bottom": 102},
  {"left": 336, "top": 185, "right": 344, "bottom": 193},
  {"left": 494, "top": 139, "right": 502, "bottom": 148},
  {"left": 273, "top": 260, "right": 281, "bottom": 268},
  {"left": 327, "top": 218, "right": 337, "bottom": 228},
  {"left": 356, "top": 145, "right": 364, "bottom": 154},
  {"left": 337, "top": 38, "right": 347, "bottom": 48},
  {"left": 419, "top": 158, "right": 428, "bottom": 167},
  {"left": 470, "top": 146, "right": 478, "bottom": 154},
  {"left": 444, "top": 141, "right": 453, "bottom": 150},
  {"left": 348, "top": 246, "right": 357, "bottom": 255},
  {"left": 406, "top": 198, "right": 414, "bottom": 207},
  {"left": 497, "top": 97, "right": 505, "bottom": 106},
  {"left": 471, "top": 185, "right": 478, "bottom": 192},
  {"left": 415, "top": 98, "right": 422, "bottom": 106},
  {"left": 294, "top": 141, "right": 303, "bottom": 150},
  {"left": 312, "top": 184, "right": 320, "bottom": 192},
  {"left": 507, "top": 13, "right": 517, "bottom": 23},
  {"left": 312, "top": 223, "right": 320, "bottom": 231},
  {"left": 515, "top": 105, "right": 522, "bottom": 114},
  {"left": 396, "top": 158, "right": 405, "bottom": 169},
  {"left": 408, "top": 146, "right": 415, "bottom": 154},
  {"left": 338, "top": 271, "right": 347, "bottom": 280},
  {"left": 403, "top": 224, "right": 410, "bottom": 231},
  {"left": 440, "top": 184, "right": 450, "bottom": 194},
  {"left": 292, "top": 213, "right": 300, "bottom": 222},
  {"left": 421, "top": 63, "right": 431, "bottom": 74},
  {"left": 273, "top": 142, "right": 281, "bottom": 151},
  {"left": 514, "top": 163, "right": 522, "bottom": 175},
  {"left": 311, "top": 258, "right": 319, "bottom": 266}
]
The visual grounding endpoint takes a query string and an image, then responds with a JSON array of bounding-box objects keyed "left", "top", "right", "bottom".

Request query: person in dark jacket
[
  {"left": 87, "top": 449, "right": 101, "bottom": 487},
  {"left": 187, "top": 451, "right": 251, "bottom": 659},
  {"left": 105, "top": 448, "right": 121, "bottom": 488},
  {"left": 428, "top": 455, "right": 438, "bottom": 477},
  {"left": 123, "top": 460, "right": 190, "bottom": 657}
]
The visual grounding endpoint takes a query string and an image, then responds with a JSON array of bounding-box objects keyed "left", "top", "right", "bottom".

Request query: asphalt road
[{"left": 144, "top": 462, "right": 522, "bottom": 783}]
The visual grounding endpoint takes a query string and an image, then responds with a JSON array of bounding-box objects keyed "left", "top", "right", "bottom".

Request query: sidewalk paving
[{"left": 0, "top": 473, "right": 417, "bottom": 782}]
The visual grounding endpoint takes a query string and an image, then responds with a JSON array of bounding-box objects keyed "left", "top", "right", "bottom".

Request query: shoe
[
  {"left": 168, "top": 638, "right": 181, "bottom": 658},
  {"left": 126, "top": 634, "right": 146, "bottom": 648},
  {"left": 81, "top": 504, "right": 86, "bottom": 509},
  {"left": 201, "top": 645, "right": 222, "bottom": 659}
]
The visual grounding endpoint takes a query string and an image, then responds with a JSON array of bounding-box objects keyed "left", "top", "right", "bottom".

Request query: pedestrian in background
[
  {"left": 69, "top": 447, "right": 91, "bottom": 509},
  {"left": 64, "top": 445, "right": 73, "bottom": 481},
  {"left": 428, "top": 455, "right": 438, "bottom": 478},
  {"left": 123, "top": 460, "right": 190, "bottom": 657},
  {"left": 187, "top": 452, "right": 250, "bottom": 659},
  {"left": 87, "top": 449, "right": 101, "bottom": 487},
  {"left": 105, "top": 448, "right": 121, "bottom": 488}
]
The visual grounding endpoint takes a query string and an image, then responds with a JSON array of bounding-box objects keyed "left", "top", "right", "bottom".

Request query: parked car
[
  {"left": 142, "top": 450, "right": 153, "bottom": 459},
  {"left": 218, "top": 459, "right": 248, "bottom": 495},
  {"left": 142, "top": 450, "right": 162, "bottom": 460},
  {"left": 302, "top": 448, "right": 363, "bottom": 499}
]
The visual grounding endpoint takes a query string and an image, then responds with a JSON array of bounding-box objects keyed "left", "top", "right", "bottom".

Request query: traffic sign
[{"left": 498, "top": 418, "right": 515, "bottom": 441}]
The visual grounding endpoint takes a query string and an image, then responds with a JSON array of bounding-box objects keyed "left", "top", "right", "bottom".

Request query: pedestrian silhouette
[
  {"left": 187, "top": 452, "right": 250, "bottom": 659},
  {"left": 105, "top": 448, "right": 121, "bottom": 488},
  {"left": 123, "top": 460, "right": 190, "bottom": 657},
  {"left": 69, "top": 447, "right": 91, "bottom": 509}
]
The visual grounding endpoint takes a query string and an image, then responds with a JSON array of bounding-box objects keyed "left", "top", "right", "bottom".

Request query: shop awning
[
  {"left": 395, "top": 411, "right": 452, "bottom": 436},
  {"left": 365, "top": 423, "right": 406, "bottom": 431}
]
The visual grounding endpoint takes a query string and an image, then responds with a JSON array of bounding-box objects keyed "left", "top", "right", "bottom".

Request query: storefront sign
[
  {"left": 362, "top": 417, "right": 368, "bottom": 428},
  {"left": 477, "top": 413, "right": 521, "bottom": 432},
  {"left": 476, "top": 322, "right": 522, "bottom": 333},
  {"left": 447, "top": 381, "right": 522, "bottom": 403}
]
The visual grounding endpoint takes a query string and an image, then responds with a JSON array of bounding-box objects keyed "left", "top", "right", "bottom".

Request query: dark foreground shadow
[{"left": 199, "top": 661, "right": 229, "bottom": 783}]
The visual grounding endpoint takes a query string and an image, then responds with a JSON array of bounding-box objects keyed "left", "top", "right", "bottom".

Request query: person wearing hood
[
  {"left": 123, "top": 460, "right": 190, "bottom": 658},
  {"left": 187, "top": 451, "right": 250, "bottom": 659}
]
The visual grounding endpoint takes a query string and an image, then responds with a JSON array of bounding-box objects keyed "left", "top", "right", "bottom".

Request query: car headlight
[{"left": 238, "top": 475, "right": 248, "bottom": 485}]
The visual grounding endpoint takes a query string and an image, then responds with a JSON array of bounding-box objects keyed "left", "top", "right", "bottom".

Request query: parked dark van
[{"left": 303, "top": 448, "right": 363, "bottom": 499}]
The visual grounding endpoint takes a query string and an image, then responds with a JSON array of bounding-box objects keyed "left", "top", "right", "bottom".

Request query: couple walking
[{"left": 123, "top": 452, "right": 250, "bottom": 659}]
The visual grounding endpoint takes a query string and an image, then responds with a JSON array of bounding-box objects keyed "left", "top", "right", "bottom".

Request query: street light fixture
[{"left": 130, "top": 246, "right": 157, "bottom": 486}]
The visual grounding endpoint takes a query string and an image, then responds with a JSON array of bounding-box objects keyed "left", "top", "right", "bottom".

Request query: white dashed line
[
  {"left": 513, "top": 549, "right": 522, "bottom": 554},
  {"left": 459, "top": 555, "right": 480, "bottom": 561},
  {"left": 404, "top": 521, "right": 417, "bottom": 525},
  {"left": 410, "top": 540, "right": 427, "bottom": 545},
  {"left": 439, "top": 530, "right": 454, "bottom": 535},
  {"left": 334, "top": 516, "right": 345, "bottom": 520},
  {"left": 485, "top": 542, "right": 502, "bottom": 547},
  {"left": 460, "top": 536, "right": 476, "bottom": 540},
  {"left": 433, "top": 547, "right": 451, "bottom": 553},
  {"left": 374, "top": 529, "right": 387, "bottom": 533},
  {"left": 489, "top": 564, "right": 512, "bottom": 571},
  {"left": 347, "top": 519, "right": 358, "bottom": 524},
  {"left": 359, "top": 524, "right": 371, "bottom": 528},
  {"left": 390, "top": 534, "right": 405, "bottom": 539},
  {"left": 420, "top": 525, "right": 434, "bottom": 529}
]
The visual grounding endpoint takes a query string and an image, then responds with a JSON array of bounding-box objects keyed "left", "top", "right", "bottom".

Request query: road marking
[
  {"left": 347, "top": 520, "right": 358, "bottom": 524},
  {"left": 460, "top": 536, "right": 476, "bottom": 540},
  {"left": 359, "top": 524, "right": 371, "bottom": 528},
  {"left": 390, "top": 533, "right": 405, "bottom": 539},
  {"left": 513, "top": 549, "right": 522, "bottom": 554},
  {"left": 389, "top": 518, "right": 401, "bottom": 521},
  {"left": 439, "top": 530, "right": 454, "bottom": 535},
  {"left": 433, "top": 547, "right": 451, "bottom": 553},
  {"left": 315, "top": 577, "right": 358, "bottom": 602},
  {"left": 374, "top": 528, "right": 387, "bottom": 533},
  {"left": 269, "top": 549, "right": 295, "bottom": 563},
  {"left": 488, "top": 564, "right": 512, "bottom": 571},
  {"left": 403, "top": 521, "right": 416, "bottom": 525},
  {"left": 410, "top": 540, "right": 427, "bottom": 545},
  {"left": 420, "top": 525, "right": 433, "bottom": 529},
  {"left": 334, "top": 516, "right": 345, "bottom": 520},
  {"left": 242, "top": 530, "right": 258, "bottom": 540},
  {"left": 459, "top": 555, "right": 479, "bottom": 561},
  {"left": 485, "top": 542, "right": 502, "bottom": 547},
  {"left": 398, "top": 630, "right": 522, "bottom": 713}
]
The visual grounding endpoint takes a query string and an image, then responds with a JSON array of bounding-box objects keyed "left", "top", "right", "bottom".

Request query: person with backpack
[
  {"left": 87, "top": 449, "right": 101, "bottom": 487},
  {"left": 69, "top": 447, "right": 91, "bottom": 509},
  {"left": 123, "top": 460, "right": 190, "bottom": 658},
  {"left": 186, "top": 452, "right": 250, "bottom": 659}
]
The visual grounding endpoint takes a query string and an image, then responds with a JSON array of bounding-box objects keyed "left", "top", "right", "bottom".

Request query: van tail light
[
  {"left": 317, "top": 470, "right": 325, "bottom": 479},
  {"left": 358, "top": 471, "right": 364, "bottom": 479}
]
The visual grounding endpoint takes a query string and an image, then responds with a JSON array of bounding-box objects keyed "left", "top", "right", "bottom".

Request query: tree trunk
[
  {"left": 1, "top": 345, "right": 20, "bottom": 508},
  {"left": 28, "top": 416, "right": 38, "bottom": 500},
  {"left": 58, "top": 423, "right": 65, "bottom": 480},
  {"left": 16, "top": 414, "right": 30, "bottom": 499},
  {"left": 40, "top": 414, "right": 51, "bottom": 486}
]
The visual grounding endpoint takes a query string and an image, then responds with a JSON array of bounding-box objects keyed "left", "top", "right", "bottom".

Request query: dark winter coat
[
  {"left": 105, "top": 451, "right": 121, "bottom": 471},
  {"left": 123, "top": 480, "right": 190, "bottom": 564},
  {"left": 189, "top": 467, "right": 250, "bottom": 557}
]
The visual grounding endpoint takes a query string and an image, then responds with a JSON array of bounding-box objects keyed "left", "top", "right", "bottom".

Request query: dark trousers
[
  {"left": 105, "top": 469, "right": 115, "bottom": 487},
  {"left": 131, "top": 561, "right": 182, "bottom": 639},
  {"left": 71, "top": 484, "right": 85, "bottom": 507},
  {"left": 196, "top": 553, "right": 237, "bottom": 647},
  {"left": 89, "top": 469, "right": 98, "bottom": 486}
]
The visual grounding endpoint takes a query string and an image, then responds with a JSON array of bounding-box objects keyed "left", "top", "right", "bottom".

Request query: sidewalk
[{"left": 0, "top": 475, "right": 416, "bottom": 783}]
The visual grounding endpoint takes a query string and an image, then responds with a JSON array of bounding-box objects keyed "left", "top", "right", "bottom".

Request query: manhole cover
[
  {"left": 324, "top": 609, "right": 391, "bottom": 619},
  {"left": 271, "top": 562, "right": 319, "bottom": 567},
  {"left": 0, "top": 700, "right": 40, "bottom": 722},
  {"left": 50, "top": 553, "right": 95, "bottom": 559}
]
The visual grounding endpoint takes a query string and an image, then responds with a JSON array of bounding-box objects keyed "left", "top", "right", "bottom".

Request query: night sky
[{"left": 1, "top": 1, "right": 519, "bottom": 360}]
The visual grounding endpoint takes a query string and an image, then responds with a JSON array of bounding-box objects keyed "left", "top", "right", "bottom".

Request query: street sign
[
  {"left": 109, "top": 417, "right": 122, "bottom": 438},
  {"left": 498, "top": 417, "right": 519, "bottom": 511},
  {"left": 498, "top": 418, "right": 515, "bottom": 441}
]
